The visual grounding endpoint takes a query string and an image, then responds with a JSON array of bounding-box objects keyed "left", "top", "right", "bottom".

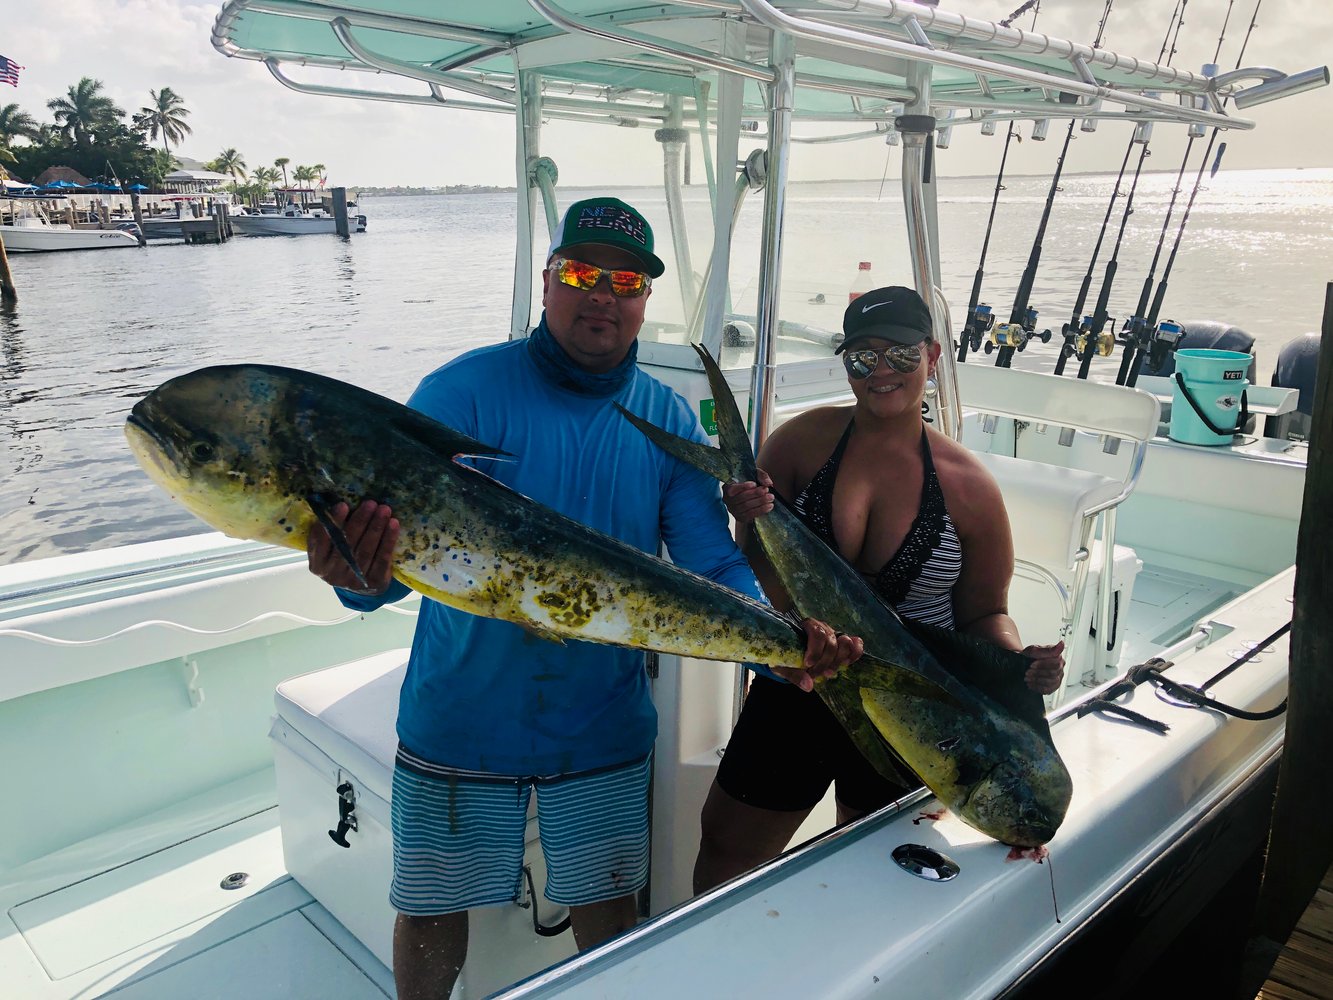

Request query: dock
[{"left": 1258, "top": 862, "right": 1333, "bottom": 999}]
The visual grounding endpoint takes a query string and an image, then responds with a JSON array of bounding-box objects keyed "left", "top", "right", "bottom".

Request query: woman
[{"left": 693, "top": 285, "right": 1066, "bottom": 892}]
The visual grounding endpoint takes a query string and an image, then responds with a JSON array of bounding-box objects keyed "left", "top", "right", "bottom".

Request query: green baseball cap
[{"left": 547, "top": 197, "right": 666, "bottom": 278}]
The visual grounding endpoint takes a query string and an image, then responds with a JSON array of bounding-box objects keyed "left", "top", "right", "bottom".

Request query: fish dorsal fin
[{"left": 904, "top": 621, "right": 1055, "bottom": 747}]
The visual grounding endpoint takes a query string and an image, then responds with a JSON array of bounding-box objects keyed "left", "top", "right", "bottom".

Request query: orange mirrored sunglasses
[{"left": 549, "top": 256, "right": 652, "bottom": 298}]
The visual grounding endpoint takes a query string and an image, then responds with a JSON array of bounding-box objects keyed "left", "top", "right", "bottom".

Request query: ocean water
[{"left": 2, "top": 167, "right": 1330, "bottom": 564}]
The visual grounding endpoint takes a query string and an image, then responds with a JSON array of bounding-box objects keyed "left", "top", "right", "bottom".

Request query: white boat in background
[
  {"left": 0, "top": 201, "right": 141, "bottom": 252},
  {"left": 1, "top": 2, "right": 1328, "bottom": 999},
  {"left": 231, "top": 204, "right": 367, "bottom": 236}
]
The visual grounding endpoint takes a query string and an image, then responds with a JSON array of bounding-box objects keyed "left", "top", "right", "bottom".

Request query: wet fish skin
[
  {"left": 126, "top": 363, "right": 884, "bottom": 677},
  {"left": 617, "top": 344, "right": 1072, "bottom": 846}
]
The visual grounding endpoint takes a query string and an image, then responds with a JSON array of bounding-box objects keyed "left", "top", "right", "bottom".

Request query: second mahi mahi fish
[{"left": 617, "top": 345, "right": 1072, "bottom": 847}]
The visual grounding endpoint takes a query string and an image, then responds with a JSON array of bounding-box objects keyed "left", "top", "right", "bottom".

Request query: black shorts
[{"left": 715, "top": 675, "right": 920, "bottom": 814}]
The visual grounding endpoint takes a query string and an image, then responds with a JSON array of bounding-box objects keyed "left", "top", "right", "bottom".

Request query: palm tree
[
  {"left": 137, "top": 87, "right": 192, "bottom": 157},
  {"left": 213, "top": 148, "right": 247, "bottom": 180},
  {"left": 47, "top": 77, "right": 124, "bottom": 151},
  {"left": 292, "top": 165, "right": 316, "bottom": 207},
  {"left": 0, "top": 143, "right": 16, "bottom": 181},
  {"left": 0, "top": 103, "right": 38, "bottom": 147},
  {"left": 311, "top": 162, "right": 327, "bottom": 188},
  {"left": 274, "top": 156, "right": 290, "bottom": 188}
]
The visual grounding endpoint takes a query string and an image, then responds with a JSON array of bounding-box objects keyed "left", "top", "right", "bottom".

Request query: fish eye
[{"left": 189, "top": 441, "right": 215, "bottom": 462}]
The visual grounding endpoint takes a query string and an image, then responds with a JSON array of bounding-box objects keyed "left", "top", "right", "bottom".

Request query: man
[
  {"left": 306, "top": 197, "right": 860, "bottom": 1000},
  {"left": 693, "top": 286, "right": 1065, "bottom": 892}
]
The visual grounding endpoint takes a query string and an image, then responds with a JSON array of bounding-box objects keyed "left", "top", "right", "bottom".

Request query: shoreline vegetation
[{"left": 356, "top": 184, "right": 515, "bottom": 197}]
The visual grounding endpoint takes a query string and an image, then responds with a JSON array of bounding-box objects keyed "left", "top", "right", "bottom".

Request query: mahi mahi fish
[
  {"left": 125, "top": 363, "right": 972, "bottom": 704},
  {"left": 616, "top": 345, "right": 1073, "bottom": 846}
]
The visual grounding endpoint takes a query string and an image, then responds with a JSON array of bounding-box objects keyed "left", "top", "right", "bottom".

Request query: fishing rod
[
  {"left": 1074, "top": 132, "right": 1151, "bottom": 380},
  {"left": 991, "top": 0, "right": 1113, "bottom": 369},
  {"left": 1071, "top": 0, "right": 1188, "bottom": 381},
  {"left": 955, "top": 0, "right": 1038, "bottom": 364},
  {"left": 990, "top": 117, "right": 1070, "bottom": 369},
  {"left": 1053, "top": 141, "right": 1133, "bottom": 376},
  {"left": 956, "top": 122, "right": 1015, "bottom": 362},
  {"left": 1127, "top": 0, "right": 1263, "bottom": 385}
]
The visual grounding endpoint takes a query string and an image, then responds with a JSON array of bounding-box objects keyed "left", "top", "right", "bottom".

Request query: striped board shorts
[{"left": 389, "top": 745, "right": 653, "bottom": 916}]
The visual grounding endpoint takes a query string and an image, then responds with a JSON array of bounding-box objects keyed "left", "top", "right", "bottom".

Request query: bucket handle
[{"left": 1172, "top": 372, "right": 1249, "bottom": 437}]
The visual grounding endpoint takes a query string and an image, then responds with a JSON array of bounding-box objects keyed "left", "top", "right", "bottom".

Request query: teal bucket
[{"left": 1168, "top": 348, "right": 1252, "bottom": 446}]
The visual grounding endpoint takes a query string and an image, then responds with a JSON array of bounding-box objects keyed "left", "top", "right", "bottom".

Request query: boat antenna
[
  {"left": 1129, "top": 0, "right": 1264, "bottom": 383},
  {"left": 956, "top": 0, "right": 1039, "bottom": 363},
  {"left": 1120, "top": 1, "right": 1236, "bottom": 385},
  {"left": 1070, "top": 0, "right": 1188, "bottom": 380},
  {"left": 992, "top": 0, "right": 1116, "bottom": 369}
]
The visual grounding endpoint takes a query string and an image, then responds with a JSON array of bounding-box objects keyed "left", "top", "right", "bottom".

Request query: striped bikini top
[{"left": 790, "top": 422, "right": 962, "bottom": 628}]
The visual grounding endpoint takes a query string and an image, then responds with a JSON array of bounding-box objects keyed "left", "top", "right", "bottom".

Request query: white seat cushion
[
  {"left": 274, "top": 648, "right": 409, "bottom": 803},
  {"left": 975, "top": 452, "right": 1122, "bottom": 574}
]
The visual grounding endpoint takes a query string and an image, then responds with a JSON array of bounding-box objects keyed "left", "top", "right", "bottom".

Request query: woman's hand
[
  {"left": 1023, "top": 640, "right": 1066, "bottom": 695},
  {"left": 723, "top": 468, "right": 776, "bottom": 524},
  {"left": 770, "top": 618, "right": 864, "bottom": 692}
]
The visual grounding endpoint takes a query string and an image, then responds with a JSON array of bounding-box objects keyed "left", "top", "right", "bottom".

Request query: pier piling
[
  {"left": 1242, "top": 280, "right": 1333, "bottom": 993},
  {"left": 129, "top": 194, "right": 147, "bottom": 246},
  {"left": 332, "top": 187, "right": 350, "bottom": 238},
  {"left": 0, "top": 230, "right": 16, "bottom": 303}
]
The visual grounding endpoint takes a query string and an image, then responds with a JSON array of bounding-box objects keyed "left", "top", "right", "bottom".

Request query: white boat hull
[
  {"left": 0, "top": 224, "right": 141, "bottom": 252},
  {"left": 230, "top": 214, "right": 366, "bottom": 236}
]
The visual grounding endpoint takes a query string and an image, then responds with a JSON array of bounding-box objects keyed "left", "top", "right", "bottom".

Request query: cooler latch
[{"left": 328, "top": 780, "right": 359, "bottom": 848}]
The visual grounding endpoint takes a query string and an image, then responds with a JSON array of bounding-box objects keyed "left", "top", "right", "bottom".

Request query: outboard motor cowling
[{"left": 1266, "top": 331, "right": 1320, "bottom": 439}]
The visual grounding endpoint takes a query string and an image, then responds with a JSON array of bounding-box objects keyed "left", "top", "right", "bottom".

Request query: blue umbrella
[
  {"left": 42, "top": 179, "right": 79, "bottom": 189},
  {"left": 128, "top": 183, "right": 149, "bottom": 192}
]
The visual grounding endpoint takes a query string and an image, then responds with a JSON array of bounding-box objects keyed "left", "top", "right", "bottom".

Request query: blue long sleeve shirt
[{"left": 339, "top": 335, "right": 769, "bottom": 775}]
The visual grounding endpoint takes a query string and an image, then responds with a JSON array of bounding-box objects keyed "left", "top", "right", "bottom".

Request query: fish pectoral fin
[
  {"left": 844, "top": 654, "right": 969, "bottom": 709},
  {"left": 843, "top": 655, "right": 968, "bottom": 709},
  {"left": 388, "top": 407, "right": 511, "bottom": 463},
  {"left": 615, "top": 404, "right": 738, "bottom": 485},
  {"left": 904, "top": 621, "right": 1055, "bottom": 745},
  {"left": 306, "top": 493, "right": 369, "bottom": 589}
]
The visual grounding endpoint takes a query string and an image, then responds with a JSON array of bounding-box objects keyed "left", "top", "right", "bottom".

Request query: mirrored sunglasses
[
  {"left": 842, "top": 343, "right": 925, "bottom": 379},
  {"left": 549, "top": 256, "right": 652, "bottom": 298}
]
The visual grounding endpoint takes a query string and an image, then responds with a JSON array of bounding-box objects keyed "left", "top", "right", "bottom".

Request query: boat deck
[
  {"left": 0, "top": 774, "right": 393, "bottom": 1000},
  {"left": 1258, "top": 864, "right": 1333, "bottom": 1000}
]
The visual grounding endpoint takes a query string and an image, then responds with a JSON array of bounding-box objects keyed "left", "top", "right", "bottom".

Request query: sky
[{"left": 0, "top": 0, "right": 1330, "bottom": 188}]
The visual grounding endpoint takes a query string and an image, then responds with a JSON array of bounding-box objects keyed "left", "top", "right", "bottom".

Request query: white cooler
[{"left": 270, "top": 649, "right": 577, "bottom": 997}]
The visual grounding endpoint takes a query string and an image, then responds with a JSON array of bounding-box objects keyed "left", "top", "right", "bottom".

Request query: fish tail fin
[
  {"left": 691, "top": 343, "right": 761, "bottom": 483},
  {"left": 616, "top": 344, "right": 760, "bottom": 486},
  {"left": 615, "top": 403, "right": 737, "bottom": 485}
]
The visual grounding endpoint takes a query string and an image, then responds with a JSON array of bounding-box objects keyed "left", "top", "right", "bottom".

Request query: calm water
[{"left": 3, "top": 168, "right": 1331, "bottom": 563}]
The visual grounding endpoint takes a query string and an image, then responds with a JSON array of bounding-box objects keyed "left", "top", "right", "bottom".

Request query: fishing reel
[
  {"left": 984, "top": 307, "right": 1051, "bottom": 354},
  {"left": 963, "top": 303, "right": 995, "bottom": 353},
  {"left": 1075, "top": 326, "right": 1117, "bottom": 358},
  {"left": 1146, "top": 319, "right": 1186, "bottom": 373}
]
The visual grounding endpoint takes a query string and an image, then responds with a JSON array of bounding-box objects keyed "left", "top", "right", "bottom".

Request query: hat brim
[{"left": 835, "top": 324, "right": 932, "bottom": 353}]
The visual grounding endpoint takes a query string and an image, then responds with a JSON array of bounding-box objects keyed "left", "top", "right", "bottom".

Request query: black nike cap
[{"left": 836, "top": 285, "right": 934, "bottom": 352}]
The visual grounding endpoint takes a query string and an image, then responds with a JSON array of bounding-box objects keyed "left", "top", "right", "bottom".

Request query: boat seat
[
  {"left": 955, "top": 363, "right": 1161, "bottom": 696},
  {"left": 975, "top": 453, "right": 1122, "bottom": 574}
]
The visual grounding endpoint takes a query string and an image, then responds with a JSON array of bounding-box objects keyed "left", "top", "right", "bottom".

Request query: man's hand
[
  {"left": 770, "top": 618, "right": 864, "bottom": 692},
  {"left": 722, "top": 469, "right": 775, "bottom": 523},
  {"left": 1023, "top": 640, "right": 1066, "bottom": 695},
  {"left": 307, "top": 500, "right": 400, "bottom": 596}
]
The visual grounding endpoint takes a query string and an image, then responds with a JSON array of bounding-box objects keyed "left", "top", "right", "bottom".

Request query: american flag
[{"left": 0, "top": 56, "right": 21, "bottom": 87}]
